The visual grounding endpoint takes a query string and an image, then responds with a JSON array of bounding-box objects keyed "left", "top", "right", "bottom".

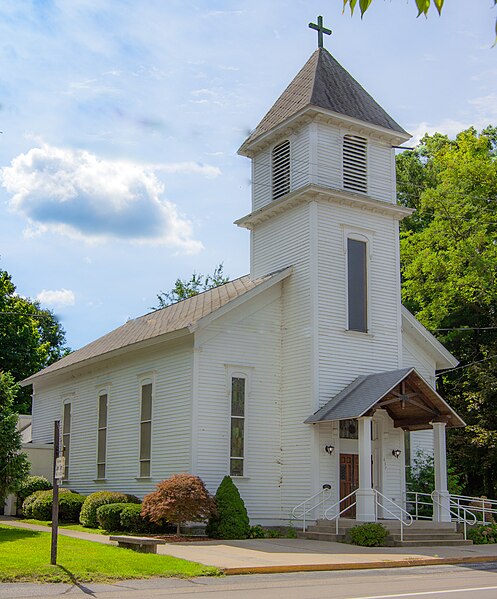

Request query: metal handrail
[
  {"left": 375, "top": 489, "right": 413, "bottom": 542},
  {"left": 404, "top": 491, "right": 434, "bottom": 520},
  {"left": 324, "top": 489, "right": 357, "bottom": 535},
  {"left": 292, "top": 486, "right": 333, "bottom": 532},
  {"left": 449, "top": 494, "right": 497, "bottom": 524},
  {"left": 431, "top": 491, "right": 478, "bottom": 540}
]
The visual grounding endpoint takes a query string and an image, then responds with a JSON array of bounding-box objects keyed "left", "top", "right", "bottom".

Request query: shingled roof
[
  {"left": 239, "top": 48, "right": 407, "bottom": 153},
  {"left": 23, "top": 270, "right": 290, "bottom": 384}
]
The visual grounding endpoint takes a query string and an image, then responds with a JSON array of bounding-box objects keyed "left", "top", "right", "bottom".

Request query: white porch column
[
  {"left": 432, "top": 420, "right": 451, "bottom": 522},
  {"left": 356, "top": 416, "right": 376, "bottom": 521}
]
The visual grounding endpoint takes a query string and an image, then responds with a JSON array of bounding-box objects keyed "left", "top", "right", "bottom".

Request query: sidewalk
[{"left": 3, "top": 516, "right": 497, "bottom": 575}]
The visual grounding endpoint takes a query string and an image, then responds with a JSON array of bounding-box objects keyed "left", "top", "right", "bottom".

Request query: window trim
[
  {"left": 138, "top": 377, "right": 154, "bottom": 479},
  {"left": 96, "top": 388, "right": 108, "bottom": 481},
  {"left": 342, "top": 133, "right": 368, "bottom": 195},
  {"left": 226, "top": 368, "right": 251, "bottom": 478},
  {"left": 271, "top": 139, "right": 291, "bottom": 201},
  {"left": 343, "top": 227, "right": 373, "bottom": 334}
]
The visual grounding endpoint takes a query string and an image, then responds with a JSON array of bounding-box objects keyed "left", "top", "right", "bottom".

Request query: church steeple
[{"left": 239, "top": 48, "right": 408, "bottom": 157}]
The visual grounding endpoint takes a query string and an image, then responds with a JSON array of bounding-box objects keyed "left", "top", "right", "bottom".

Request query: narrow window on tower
[
  {"left": 62, "top": 401, "right": 71, "bottom": 480},
  {"left": 343, "top": 135, "right": 367, "bottom": 194},
  {"left": 347, "top": 238, "right": 368, "bottom": 332},
  {"left": 139, "top": 382, "right": 153, "bottom": 478},
  {"left": 272, "top": 139, "right": 290, "bottom": 200},
  {"left": 230, "top": 376, "right": 246, "bottom": 476},
  {"left": 97, "top": 392, "right": 108, "bottom": 479}
]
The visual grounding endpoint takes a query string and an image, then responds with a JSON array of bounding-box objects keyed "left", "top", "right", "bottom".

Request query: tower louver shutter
[
  {"left": 272, "top": 140, "right": 291, "bottom": 200},
  {"left": 343, "top": 135, "right": 367, "bottom": 194}
]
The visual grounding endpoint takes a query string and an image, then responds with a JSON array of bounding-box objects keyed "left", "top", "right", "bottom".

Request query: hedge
[{"left": 79, "top": 491, "right": 140, "bottom": 528}]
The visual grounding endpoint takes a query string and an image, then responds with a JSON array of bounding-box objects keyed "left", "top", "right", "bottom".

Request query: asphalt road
[{"left": 2, "top": 563, "right": 497, "bottom": 599}]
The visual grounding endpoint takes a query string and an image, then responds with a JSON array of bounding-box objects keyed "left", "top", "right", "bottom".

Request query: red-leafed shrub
[{"left": 141, "top": 473, "right": 215, "bottom": 535}]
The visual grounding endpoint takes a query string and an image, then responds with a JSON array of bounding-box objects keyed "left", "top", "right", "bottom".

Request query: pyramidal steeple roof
[{"left": 239, "top": 48, "right": 408, "bottom": 153}]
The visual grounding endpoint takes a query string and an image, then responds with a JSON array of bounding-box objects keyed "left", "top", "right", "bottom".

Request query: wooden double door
[{"left": 340, "top": 453, "right": 359, "bottom": 518}]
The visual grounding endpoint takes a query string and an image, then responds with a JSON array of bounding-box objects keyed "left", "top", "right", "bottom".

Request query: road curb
[{"left": 223, "top": 555, "right": 497, "bottom": 575}]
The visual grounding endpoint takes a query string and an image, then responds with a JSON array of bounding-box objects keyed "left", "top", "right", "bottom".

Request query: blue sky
[{"left": 1, "top": 0, "right": 496, "bottom": 351}]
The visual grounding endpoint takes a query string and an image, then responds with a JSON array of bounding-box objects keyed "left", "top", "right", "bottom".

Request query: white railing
[
  {"left": 405, "top": 491, "right": 434, "bottom": 520},
  {"left": 431, "top": 491, "right": 478, "bottom": 540},
  {"left": 291, "top": 486, "right": 333, "bottom": 532},
  {"left": 449, "top": 494, "right": 497, "bottom": 525},
  {"left": 375, "top": 489, "right": 413, "bottom": 542},
  {"left": 324, "top": 489, "right": 358, "bottom": 535}
]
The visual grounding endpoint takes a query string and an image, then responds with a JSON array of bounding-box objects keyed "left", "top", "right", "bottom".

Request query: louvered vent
[
  {"left": 343, "top": 135, "right": 367, "bottom": 194},
  {"left": 272, "top": 140, "right": 290, "bottom": 200}
]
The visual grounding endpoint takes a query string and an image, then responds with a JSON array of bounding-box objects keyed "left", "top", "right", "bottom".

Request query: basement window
[
  {"left": 272, "top": 139, "right": 291, "bottom": 200},
  {"left": 343, "top": 135, "right": 367, "bottom": 194}
]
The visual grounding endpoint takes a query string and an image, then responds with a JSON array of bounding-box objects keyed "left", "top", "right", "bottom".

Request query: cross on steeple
[{"left": 309, "top": 15, "right": 332, "bottom": 49}]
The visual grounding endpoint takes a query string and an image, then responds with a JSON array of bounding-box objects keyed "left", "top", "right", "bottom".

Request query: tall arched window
[
  {"left": 343, "top": 134, "right": 367, "bottom": 194},
  {"left": 272, "top": 139, "right": 290, "bottom": 200}
]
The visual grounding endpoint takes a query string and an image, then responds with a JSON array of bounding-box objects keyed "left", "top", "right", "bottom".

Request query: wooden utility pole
[{"left": 50, "top": 419, "right": 61, "bottom": 565}]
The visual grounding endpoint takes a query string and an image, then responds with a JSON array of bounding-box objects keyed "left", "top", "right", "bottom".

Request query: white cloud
[
  {"left": 1, "top": 144, "right": 206, "bottom": 253},
  {"left": 36, "top": 288, "right": 75, "bottom": 308}
]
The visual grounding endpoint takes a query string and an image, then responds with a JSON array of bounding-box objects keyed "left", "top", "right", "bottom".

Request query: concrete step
[
  {"left": 391, "top": 539, "right": 473, "bottom": 547},
  {"left": 388, "top": 533, "right": 466, "bottom": 541},
  {"left": 297, "top": 531, "right": 343, "bottom": 542}
]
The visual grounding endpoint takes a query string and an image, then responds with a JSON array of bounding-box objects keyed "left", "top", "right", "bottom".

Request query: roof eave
[
  {"left": 238, "top": 105, "right": 411, "bottom": 157},
  {"left": 21, "top": 327, "right": 192, "bottom": 388},
  {"left": 401, "top": 306, "right": 459, "bottom": 370}
]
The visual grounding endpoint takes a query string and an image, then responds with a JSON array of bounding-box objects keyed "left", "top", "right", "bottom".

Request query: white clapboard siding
[
  {"left": 368, "top": 140, "right": 395, "bottom": 203},
  {"left": 194, "top": 285, "right": 283, "bottom": 523},
  {"left": 31, "top": 337, "right": 193, "bottom": 498},
  {"left": 316, "top": 201, "right": 401, "bottom": 403},
  {"left": 252, "top": 147, "right": 271, "bottom": 211},
  {"left": 251, "top": 201, "right": 315, "bottom": 517},
  {"left": 290, "top": 127, "right": 310, "bottom": 192},
  {"left": 402, "top": 330, "right": 436, "bottom": 458},
  {"left": 317, "top": 122, "right": 341, "bottom": 190}
]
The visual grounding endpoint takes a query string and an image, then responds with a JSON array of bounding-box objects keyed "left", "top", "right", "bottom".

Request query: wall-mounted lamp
[
  {"left": 392, "top": 449, "right": 402, "bottom": 459},
  {"left": 324, "top": 445, "right": 335, "bottom": 455}
]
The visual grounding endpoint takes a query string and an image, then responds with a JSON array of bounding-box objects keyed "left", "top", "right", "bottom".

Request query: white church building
[{"left": 23, "top": 38, "right": 465, "bottom": 528}]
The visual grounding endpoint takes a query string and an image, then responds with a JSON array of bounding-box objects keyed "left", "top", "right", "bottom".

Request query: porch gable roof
[{"left": 305, "top": 367, "right": 465, "bottom": 430}]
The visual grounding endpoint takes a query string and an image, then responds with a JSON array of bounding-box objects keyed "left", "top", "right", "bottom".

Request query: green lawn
[
  {"left": 22, "top": 519, "right": 113, "bottom": 535},
  {"left": 0, "top": 525, "right": 219, "bottom": 583}
]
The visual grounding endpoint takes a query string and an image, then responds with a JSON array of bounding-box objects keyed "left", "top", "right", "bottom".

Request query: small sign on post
[{"left": 55, "top": 457, "right": 65, "bottom": 481}]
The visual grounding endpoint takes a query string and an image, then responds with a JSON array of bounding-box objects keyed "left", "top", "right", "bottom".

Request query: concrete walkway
[{"left": 3, "top": 516, "right": 497, "bottom": 575}]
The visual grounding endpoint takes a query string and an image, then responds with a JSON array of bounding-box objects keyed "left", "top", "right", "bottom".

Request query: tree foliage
[
  {"left": 141, "top": 473, "right": 215, "bottom": 535},
  {"left": 154, "top": 263, "right": 229, "bottom": 309},
  {"left": 206, "top": 476, "right": 250, "bottom": 540},
  {"left": 342, "top": 0, "right": 497, "bottom": 45},
  {"left": 0, "top": 371, "right": 30, "bottom": 506},
  {"left": 0, "top": 267, "right": 69, "bottom": 412},
  {"left": 398, "top": 126, "right": 497, "bottom": 496}
]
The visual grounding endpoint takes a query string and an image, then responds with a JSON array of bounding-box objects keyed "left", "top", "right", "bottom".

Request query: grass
[
  {"left": 22, "top": 519, "right": 111, "bottom": 535},
  {"left": 0, "top": 525, "right": 219, "bottom": 583}
]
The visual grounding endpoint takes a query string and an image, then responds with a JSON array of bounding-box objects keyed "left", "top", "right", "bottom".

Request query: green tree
[
  {"left": 342, "top": 0, "right": 496, "bottom": 44},
  {"left": 154, "top": 263, "right": 229, "bottom": 309},
  {"left": 0, "top": 268, "right": 69, "bottom": 412},
  {"left": 206, "top": 476, "right": 250, "bottom": 540},
  {"left": 0, "top": 371, "right": 30, "bottom": 507},
  {"left": 398, "top": 126, "right": 497, "bottom": 496}
]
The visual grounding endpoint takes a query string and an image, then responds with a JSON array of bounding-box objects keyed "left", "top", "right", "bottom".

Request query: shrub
[
  {"left": 96, "top": 503, "right": 130, "bottom": 531},
  {"left": 119, "top": 503, "right": 175, "bottom": 534},
  {"left": 17, "top": 476, "right": 52, "bottom": 504},
  {"left": 206, "top": 476, "right": 250, "bottom": 540},
  {"left": 79, "top": 491, "right": 140, "bottom": 528},
  {"left": 248, "top": 524, "right": 266, "bottom": 538},
  {"left": 348, "top": 523, "right": 389, "bottom": 547},
  {"left": 467, "top": 523, "right": 497, "bottom": 544},
  {"left": 22, "top": 489, "right": 85, "bottom": 522},
  {"left": 142, "top": 473, "right": 214, "bottom": 535}
]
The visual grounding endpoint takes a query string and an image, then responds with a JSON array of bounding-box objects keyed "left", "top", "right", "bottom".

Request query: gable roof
[
  {"left": 305, "top": 367, "right": 465, "bottom": 430},
  {"left": 239, "top": 48, "right": 407, "bottom": 153},
  {"left": 22, "top": 269, "right": 291, "bottom": 385}
]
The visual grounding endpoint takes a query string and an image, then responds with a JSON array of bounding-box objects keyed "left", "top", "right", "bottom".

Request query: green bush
[
  {"left": 248, "top": 524, "right": 266, "bottom": 538},
  {"left": 206, "top": 476, "right": 250, "bottom": 540},
  {"left": 348, "top": 523, "right": 389, "bottom": 547},
  {"left": 79, "top": 491, "right": 140, "bottom": 528},
  {"left": 467, "top": 523, "right": 497, "bottom": 544},
  {"left": 96, "top": 503, "right": 130, "bottom": 531},
  {"left": 119, "top": 503, "right": 175, "bottom": 534},
  {"left": 17, "top": 476, "right": 52, "bottom": 503},
  {"left": 22, "top": 489, "right": 85, "bottom": 522}
]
